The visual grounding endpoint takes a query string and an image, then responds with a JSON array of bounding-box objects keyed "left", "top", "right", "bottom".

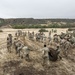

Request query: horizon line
[{"left": 0, "top": 17, "right": 75, "bottom": 19}]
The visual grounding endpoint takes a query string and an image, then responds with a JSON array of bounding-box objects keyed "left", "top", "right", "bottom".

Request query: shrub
[
  {"left": 11, "top": 23, "right": 75, "bottom": 29},
  {"left": 39, "top": 28, "right": 48, "bottom": 32},
  {"left": 53, "top": 29, "right": 57, "bottom": 33},
  {"left": 0, "top": 30, "right": 3, "bottom": 32},
  {"left": 68, "top": 28, "right": 75, "bottom": 31}
]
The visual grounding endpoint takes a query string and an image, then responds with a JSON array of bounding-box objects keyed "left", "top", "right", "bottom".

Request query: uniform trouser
[
  {"left": 7, "top": 46, "right": 11, "bottom": 53},
  {"left": 15, "top": 46, "right": 18, "bottom": 54},
  {"left": 43, "top": 56, "right": 50, "bottom": 66},
  {"left": 18, "top": 49, "right": 21, "bottom": 57},
  {"left": 16, "top": 48, "right": 21, "bottom": 57},
  {"left": 25, "top": 54, "right": 29, "bottom": 60}
]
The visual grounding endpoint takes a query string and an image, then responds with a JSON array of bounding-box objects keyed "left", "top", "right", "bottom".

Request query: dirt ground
[{"left": 0, "top": 28, "right": 75, "bottom": 75}]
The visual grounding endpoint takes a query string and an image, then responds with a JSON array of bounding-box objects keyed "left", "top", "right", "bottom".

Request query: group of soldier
[
  {"left": 7, "top": 31, "right": 30, "bottom": 60},
  {"left": 6, "top": 29, "right": 75, "bottom": 66}
]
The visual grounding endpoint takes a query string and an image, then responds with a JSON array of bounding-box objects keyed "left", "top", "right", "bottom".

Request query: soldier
[
  {"left": 27, "top": 31, "right": 30, "bottom": 38},
  {"left": 41, "top": 44, "right": 50, "bottom": 66},
  {"left": 7, "top": 34, "right": 12, "bottom": 53},
  {"left": 14, "top": 39, "right": 23, "bottom": 56},
  {"left": 70, "top": 36, "right": 75, "bottom": 44},
  {"left": 29, "top": 33, "right": 33, "bottom": 40},
  {"left": 66, "top": 30, "right": 69, "bottom": 35},
  {"left": 22, "top": 32, "right": 26, "bottom": 42},
  {"left": 65, "top": 40, "right": 72, "bottom": 55},
  {"left": 60, "top": 32, "right": 66, "bottom": 39},
  {"left": 48, "top": 34, "right": 52, "bottom": 45},
  {"left": 21, "top": 46, "right": 30, "bottom": 60},
  {"left": 15, "top": 32, "right": 17, "bottom": 37},
  {"left": 56, "top": 45, "right": 62, "bottom": 59},
  {"left": 39, "top": 34, "right": 43, "bottom": 42},
  {"left": 15, "top": 31, "right": 19, "bottom": 39},
  {"left": 36, "top": 33, "right": 40, "bottom": 42},
  {"left": 49, "top": 31, "right": 51, "bottom": 36},
  {"left": 32, "top": 31, "right": 34, "bottom": 36},
  {"left": 71, "top": 36, "right": 75, "bottom": 48},
  {"left": 7, "top": 37, "right": 11, "bottom": 52},
  {"left": 13, "top": 37, "right": 18, "bottom": 52},
  {"left": 32, "top": 31, "right": 35, "bottom": 40},
  {"left": 53, "top": 34, "right": 59, "bottom": 43},
  {"left": 42, "top": 34, "right": 46, "bottom": 43},
  {"left": 73, "top": 30, "right": 75, "bottom": 37},
  {"left": 17, "top": 42, "right": 23, "bottom": 57},
  {"left": 8, "top": 34, "right": 12, "bottom": 45},
  {"left": 16, "top": 30, "right": 22, "bottom": 38},
  {"left": 60, "top": 38, "right": 66, "bottom": 50},
  {"left": 52, "top": 29, "right": 53, "bottom": 33}
]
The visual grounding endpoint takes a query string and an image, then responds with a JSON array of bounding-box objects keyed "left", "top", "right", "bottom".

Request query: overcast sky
[{"left": 0, "top": 0, "right": 75, "bottom": 19}]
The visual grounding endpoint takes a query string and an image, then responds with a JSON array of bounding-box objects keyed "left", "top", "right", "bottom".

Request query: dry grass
[{"left": 0, "top": 28, "right": 75, "bottom": 75}]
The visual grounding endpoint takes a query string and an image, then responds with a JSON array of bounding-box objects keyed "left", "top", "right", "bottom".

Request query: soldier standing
[
  {"left": 41, "top": 44, "right": 50, "bottom": 66},
  {"left": 13, "top": 37, "right": 18, "bottom": 53},
  {"left": 7, "top": 34, "right": 12, "bottom": 53},
  {"left": 48, "top": 31, "right": 52, "bottom": 45},
  {"left": 53, "top": 34, "right": 58, "bottom": 43},
  {"left": 17, "top": 43, "right": 23, "bottom": 57}
]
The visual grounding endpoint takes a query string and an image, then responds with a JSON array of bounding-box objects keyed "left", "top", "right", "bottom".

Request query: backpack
[{"left": 48, "top": 47, "right": 59, "bottom": 61}]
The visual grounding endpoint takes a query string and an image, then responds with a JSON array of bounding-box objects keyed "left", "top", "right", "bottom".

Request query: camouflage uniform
[
  {"left": 13, "top": 38, "right": 18, "bottom": 53},
  {"left": 21, "top": 46, "right": 30, "bottom": 60},
  {"left": 48, "top": 35, "right": 52, "bottom": 45},
  {"left": 7, "top": 34, "right": 12, "bottom": 53},
  {"left": 53, "top": 35, "right": 58, "bottom": 43},
  {"left": 17, "top": 43, "right": 23, "bottom": 57},
  {"left": 64, "top": 40, "right": 71, "bottom": 56},
  {"left": 60, "top": 39, "right": 66, "bottom": 50},
  {"left": 71, "top": 36, "right": 75, "bottom": 48},
  {"left": 73, "top": 30, "right": 75, "bottom": 37},
  {"left": 41, "top": 45, "right": 50, "bottom": 66},
  {"left": 36, "top": 33, "right": 40, "bottom": 42}
]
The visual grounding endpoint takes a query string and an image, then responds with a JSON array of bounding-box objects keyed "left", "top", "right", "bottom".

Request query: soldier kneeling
[{"left": 21, "top": 46, "right": 30, "bottom": 61}]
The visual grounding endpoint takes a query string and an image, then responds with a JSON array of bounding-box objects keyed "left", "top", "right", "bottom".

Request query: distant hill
[
  {"left": 0, "top": 18, "right": 75, "bottom": 28},
  {"left": 0, "top": 18, "right": 6, "bottom": 27}
]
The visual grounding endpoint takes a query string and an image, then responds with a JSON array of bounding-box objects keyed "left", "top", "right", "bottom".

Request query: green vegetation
[
  {"left": 12, "top": 24, "right": 43, "bottom": 29},
  {"left": 0, "top": 18, "right": 75, "bottom": 29},
  {"left": 39, "top": 28, "right": 48, "bottom": 32},
  {"left": 11, "top": 23, "right": 75, "bottom": 29},
  {"left": 0, "top": 30, "right": 3, "bottom": 32},
  {"left": 53, "top": 29, "right": 57, "bottom": 33},
  {"left": 51, "top": 29, "right": 57, "bottom": 33},
  {"left": 68, "top": 28, "right": 75, "bottom": 31},
  {"left": 0, "top": 19, "right": 6, "bottom": 27}
]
